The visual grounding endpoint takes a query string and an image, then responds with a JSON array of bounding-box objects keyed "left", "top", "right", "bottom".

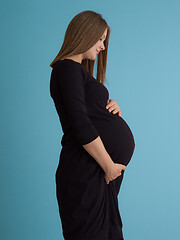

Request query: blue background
[{"left": 1, "top": 0, "right": 180, "bottom": 239}]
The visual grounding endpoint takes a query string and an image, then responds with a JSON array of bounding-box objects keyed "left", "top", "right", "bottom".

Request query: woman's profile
[{"left": 50, "top": 10, "right": 135, "bottom": 240}]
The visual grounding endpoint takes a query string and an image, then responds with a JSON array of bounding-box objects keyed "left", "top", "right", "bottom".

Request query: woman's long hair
[{"left": 50, "top": 10, "right": 111, "bottom": 85}]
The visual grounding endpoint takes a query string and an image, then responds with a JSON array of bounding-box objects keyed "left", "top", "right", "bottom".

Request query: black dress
[{"left": 50, "top": 59, "right": 135, "bottom": 240}]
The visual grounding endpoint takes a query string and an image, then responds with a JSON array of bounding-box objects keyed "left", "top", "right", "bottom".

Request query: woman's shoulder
[
  {"left": 53, "top": 59, "right": 86, "bottom": 76},
  {"left": 52, "top": 59, "right": 88, "bottom": 84},
  {"left": 53, "top": 59, "right": 83, "bottom": 70}
]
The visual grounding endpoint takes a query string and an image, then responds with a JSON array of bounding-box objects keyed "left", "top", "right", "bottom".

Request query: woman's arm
[
  {"left": 83, "top": 136, "right": 126, "bottom": 184},
  {"left": 83, "top": 136, "right": 114, "bottom": 173}
]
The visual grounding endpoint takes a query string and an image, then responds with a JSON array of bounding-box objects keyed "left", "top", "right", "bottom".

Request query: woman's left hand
[{"left": 106, "top": 99, "right": 121, "bottom": 117}]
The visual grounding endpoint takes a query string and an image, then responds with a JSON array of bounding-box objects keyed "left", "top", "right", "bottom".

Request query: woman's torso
[{"left": 50, "top": 59, "right": 135, "bottom": 166}]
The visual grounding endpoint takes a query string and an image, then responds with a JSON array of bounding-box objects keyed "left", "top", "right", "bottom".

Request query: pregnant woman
[{"left": 50, "top": 10, "right": 135, "bottom": 240}]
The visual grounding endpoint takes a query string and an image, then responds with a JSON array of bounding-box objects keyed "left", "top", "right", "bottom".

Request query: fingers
[
  {"left": 104, "top": 164, "right": 127, "bottom": 184},
  {"left": 111, "top": 109, "right": 119, "bottom": 114},
  {"left": 106, "top": 104, "right": 121, "bottom": 117},
  {"left": 104, "top": 174, "right": 112, "bottom": 185},
  {"left": 122, "top": 165, "right": 126, "bottom": 170},
  {"left": 106, "top": 103, "right": 116, "bottom": 111}
]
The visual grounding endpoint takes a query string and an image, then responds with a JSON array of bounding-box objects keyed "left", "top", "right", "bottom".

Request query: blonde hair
[{"left": 50, "top": 10, "right": 111, "bottom": 85}]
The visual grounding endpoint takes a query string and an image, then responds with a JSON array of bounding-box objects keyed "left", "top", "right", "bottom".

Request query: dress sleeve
[{"left": 54, "top": 61, "right": 99, "bottom": 145}]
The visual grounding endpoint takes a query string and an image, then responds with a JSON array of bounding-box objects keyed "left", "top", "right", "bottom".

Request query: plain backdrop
[{"left": 1, "top": 0, "right": 180, "bottom": 239}]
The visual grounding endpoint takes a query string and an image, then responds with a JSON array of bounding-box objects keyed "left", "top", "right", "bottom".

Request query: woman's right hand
[{"left": 104, "top": 163, "right": 126, "bottom": 184}]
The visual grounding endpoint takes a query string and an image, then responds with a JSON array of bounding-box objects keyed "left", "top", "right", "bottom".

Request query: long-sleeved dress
[{"left": 50, "top": 58, "right": 135, "bottom": 240}]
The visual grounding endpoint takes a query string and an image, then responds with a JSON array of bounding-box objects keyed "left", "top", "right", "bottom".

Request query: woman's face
[{"left": 84, "top": 28, "right": 107, "bottom": 60}]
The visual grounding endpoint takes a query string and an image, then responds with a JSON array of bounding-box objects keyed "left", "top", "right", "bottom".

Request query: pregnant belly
[{"left": 90, "top": 113, "right": 135, "bottom": 166}]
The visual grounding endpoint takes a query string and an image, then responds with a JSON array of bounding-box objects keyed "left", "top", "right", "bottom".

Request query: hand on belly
[{"left": 106, "top": 99, "right": 122, "bottom": 117}]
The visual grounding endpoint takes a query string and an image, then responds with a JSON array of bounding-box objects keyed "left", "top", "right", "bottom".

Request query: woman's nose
[{"left": 100, "top": 42, "right": 105, "bottom": 51}]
